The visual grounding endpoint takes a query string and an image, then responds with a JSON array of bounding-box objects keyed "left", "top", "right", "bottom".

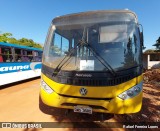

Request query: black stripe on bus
[{"left": 41, "top": 64, "right": 142, "bottom": 86}]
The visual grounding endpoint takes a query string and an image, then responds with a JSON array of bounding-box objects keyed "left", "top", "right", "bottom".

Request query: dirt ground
[{"left": 0, "top": 69, "right": 159, "bottom": 131}]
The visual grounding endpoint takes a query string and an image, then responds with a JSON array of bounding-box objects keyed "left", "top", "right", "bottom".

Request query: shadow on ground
[
  {"left": 38, "top": 84, "right": 160, "bottom": 130},
  {"left": 0, "top": 77, "right": 40, "bottom": 90},
  {"left": 39, "top": 96, "right": 120, "bottom": 130}
]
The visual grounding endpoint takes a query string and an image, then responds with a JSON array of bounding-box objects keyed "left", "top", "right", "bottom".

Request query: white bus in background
[{"left": 0, "top": 42, "right": 42, "bottom": 86}]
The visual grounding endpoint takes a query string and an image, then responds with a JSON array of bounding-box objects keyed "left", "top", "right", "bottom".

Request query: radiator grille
[{"left": 58, "top": 74, "right": 132, "bottom": 86}]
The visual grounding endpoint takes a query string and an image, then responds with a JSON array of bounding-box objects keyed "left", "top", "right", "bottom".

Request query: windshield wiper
[
  {"left": 52, "top": 27, "right": 116, "bottom": 77},
  {"left": 52, "top": 28, "right": 87, "bottom": 76},
  {"left": 85, "top": 43, "right": 116, "bottom": 76},
  {"left": 52, "top": 41, "right": 116, "bottom": 77},
  {"left": 52, "top": 42, "right": 81, "bottom": 76}
]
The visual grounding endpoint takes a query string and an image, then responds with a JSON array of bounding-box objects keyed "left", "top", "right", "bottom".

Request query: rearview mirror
[
  {"left": 140, "top": 32, "right": 144, "bottom": 47},
  {"left": 138, "top": 24, "right": 144, "bottom": 47}
]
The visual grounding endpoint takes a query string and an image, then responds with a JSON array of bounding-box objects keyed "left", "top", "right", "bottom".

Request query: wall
[{"left": 147, "top": 54, "right": 160, "bottom": 69}]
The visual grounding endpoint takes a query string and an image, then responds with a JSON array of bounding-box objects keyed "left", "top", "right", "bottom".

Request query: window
[
  {"left": 15, "top": 48, "right": 22, "bottom": 62},
  {"left": 150, "top": 54, "right": 160, "bottom": 61},
  {"left": 21, "top": 50, "right": 32, "bottom": 62},
  {"left": 0, "top": 47, "right": 3, "bottom": 62},
  {"left": 49, "top": 33, "right": 69, "bottom": 57},
  {"left": 33, "top": 51, "right": 42, "bottom": 62},
  {"left": 15, "top": 48, "right": 33, "bottom": 62},
  {"left": 0, "top": 46, "right": 12, "bottom": 62},
  {"left": 0, "top": 45, "right": 42, "bottom": 62},
  {"left": 99, "top": 25, "right": 128, "bottom": 43}
]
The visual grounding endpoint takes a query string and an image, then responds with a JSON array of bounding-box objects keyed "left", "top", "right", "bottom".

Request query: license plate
[{"left": 74, "top": 105, "right": 92, "bottom": 114}]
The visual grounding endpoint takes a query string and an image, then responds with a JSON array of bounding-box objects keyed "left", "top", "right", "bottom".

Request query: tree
[
  {"left": 153, "top": 37, "right": 160, "bottom": 50},
  {"left": 0, "top": 33, "right": 12, "bottom": 42},
  {"left": 0, "top": 32, "right": 43, "bottom": 49},
  {"left": 157, "top": 37, "right": 160, "bottom": 43},
  {"left": 144, "top": 49, "right": 156, "bottom": 54},
  {"left": 8, "top": 37, "right": 18, "bottom": 44}
]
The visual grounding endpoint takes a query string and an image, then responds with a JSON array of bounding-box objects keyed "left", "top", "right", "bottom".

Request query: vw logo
[{"left": 79, "top": 87, "right": 87, "bottom": 96}]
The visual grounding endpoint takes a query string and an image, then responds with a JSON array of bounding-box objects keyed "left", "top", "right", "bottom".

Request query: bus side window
[
  {"left": 38, "top": 52, "right": 42, "bottom": 61},
  {"left": 21, "top": 50, "right": 32, "bottom": 62},
  {"left": 1, "top": 47, "right": 12, "bottom": 62},
  {"left": 15, "top": 48, "right": 22, "bottom": 62},
  {"left": 33, "top": 51, "right": 42, "bottom": 62},
  {"left": 0, "top": 47, "right": 3, "bottom": 62},
  {"left": 27, "top": 50, "right": 33, "bottom": 62}
]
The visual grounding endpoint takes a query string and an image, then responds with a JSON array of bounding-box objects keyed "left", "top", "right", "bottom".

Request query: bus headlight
[
  {"left": 41, "top": 79, "right": 54, "bottom": 94},
  {"left": 118, "top": 82, "right": 143, "bottom": 100}
]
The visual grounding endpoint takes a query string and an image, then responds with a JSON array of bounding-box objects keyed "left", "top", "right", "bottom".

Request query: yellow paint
[{"left": 40, "top": 73, "right": 143, "bottom": 114}]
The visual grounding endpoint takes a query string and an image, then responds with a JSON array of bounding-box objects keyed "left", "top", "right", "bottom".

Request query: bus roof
[
  {"left": 52, "top": 10, "right": 138, "bottom": 25},
  {"left": 0, "top": 42, "right": 42, "bottom": 52}
]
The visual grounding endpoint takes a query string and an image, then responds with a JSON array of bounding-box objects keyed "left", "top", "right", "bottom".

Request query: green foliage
[
  {"left": 156, "top": 37, "right": 160, "bottom": 43},
  {"left": 153, "top": 36, "right": 160, "bottom": 50},
  {"left": 0, "top": 33, "right": 12, "bottom": 42},
  {"left": 144, "top": 49, "right": 156, "bottom": 53},
  {"left": 0, "top": 32, "right": 43, "bottom": 49}
]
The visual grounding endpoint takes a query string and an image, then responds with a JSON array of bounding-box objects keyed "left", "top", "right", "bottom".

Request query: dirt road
[
  {"left": 0, "top": 78, "right": 159, "bottom": 131},
  {"left": 0, "top": 79, "right": 120, "bottom": 131},
  {"left": 0, "top": 79, "right": 52, "bottom": 122}
]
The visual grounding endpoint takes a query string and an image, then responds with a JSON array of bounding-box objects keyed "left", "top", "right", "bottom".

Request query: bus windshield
[{"left": 44, "top": 11, "right": 141, "bottom": 72}]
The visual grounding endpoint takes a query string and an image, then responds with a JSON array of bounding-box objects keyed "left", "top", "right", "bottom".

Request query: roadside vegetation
[
  {"left": 144, "top": 37, "right": 160, "bottom": 53},
  {"left": 0, "top": 32, "right": 42, "bottom": 49}
]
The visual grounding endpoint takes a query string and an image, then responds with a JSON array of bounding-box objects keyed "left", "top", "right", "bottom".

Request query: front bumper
[{"left": 40, "top": 86, "right": 142, "bottom": 114}]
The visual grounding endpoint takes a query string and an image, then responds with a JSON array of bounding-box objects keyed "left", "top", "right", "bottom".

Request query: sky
[{"left": 0, "top": 0, "right": 160, "bottom": 50}]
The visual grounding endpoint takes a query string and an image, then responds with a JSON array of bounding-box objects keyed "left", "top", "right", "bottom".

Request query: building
[{"left": 143, "top": 51, "right": 160, "bottom": 69}]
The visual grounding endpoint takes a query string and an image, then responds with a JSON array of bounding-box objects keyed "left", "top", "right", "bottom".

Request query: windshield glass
[{"left": 43, "top": 11, "right": 141, "bottom": 72}]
